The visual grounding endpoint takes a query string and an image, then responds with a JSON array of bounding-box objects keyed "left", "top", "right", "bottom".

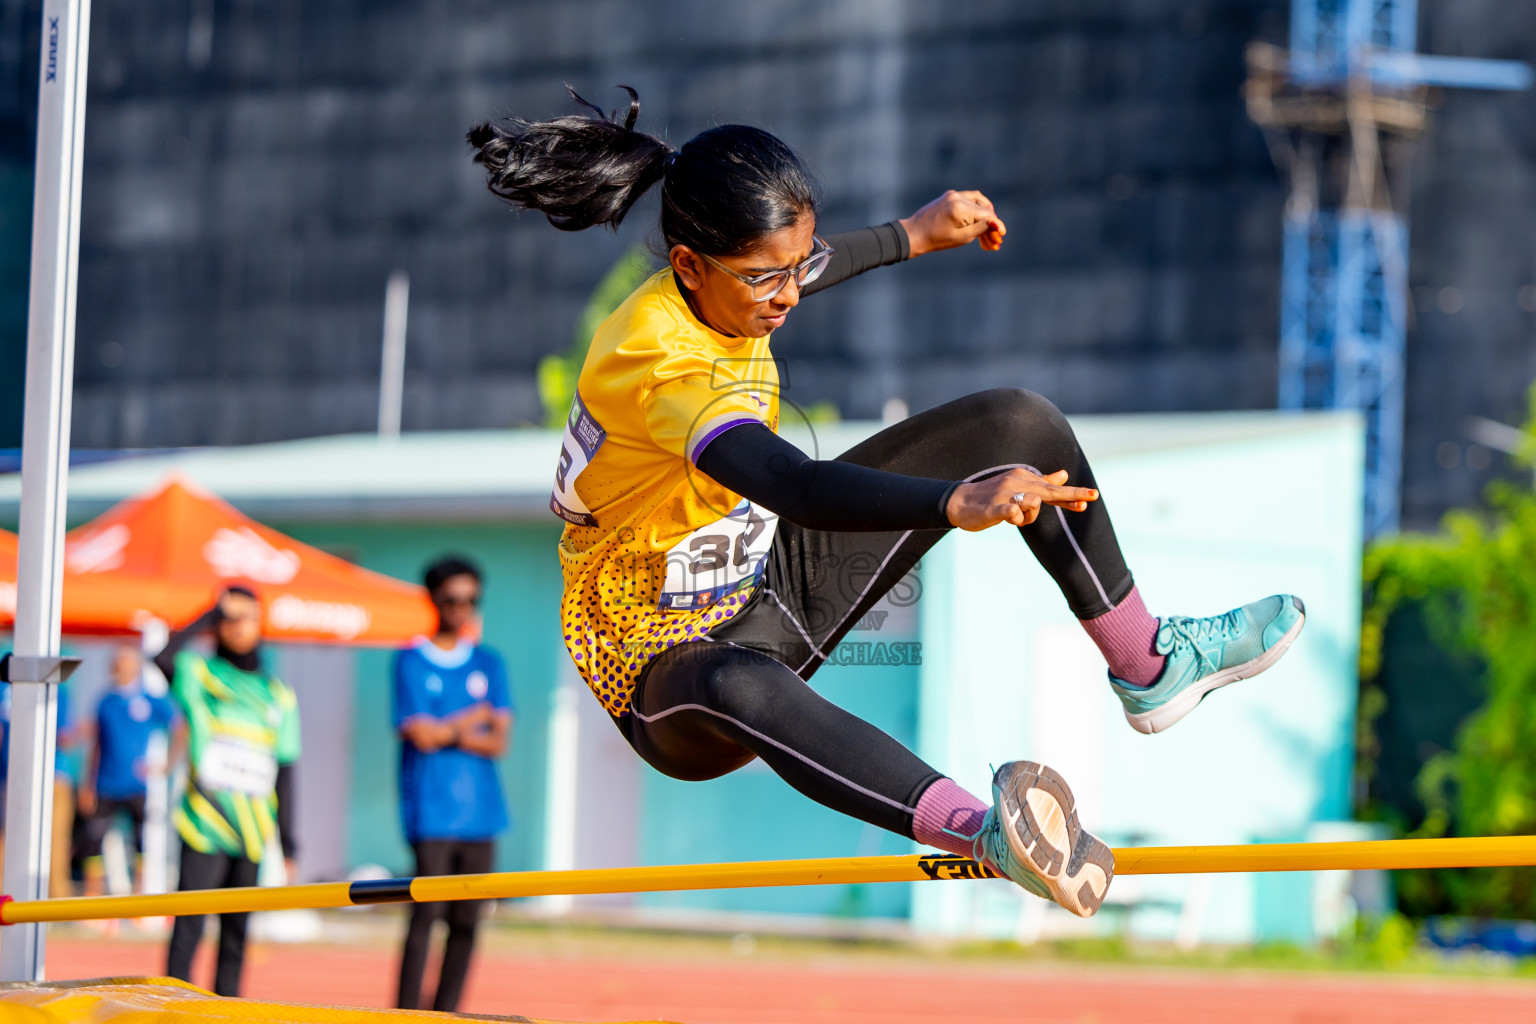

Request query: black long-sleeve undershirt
[
  {"left": 802, "top": 221, "right": 910, "bottom": 296},
  {"left": 691, "top": 220, "right": 951, "bottom": 532},
  {"left": 274, "top": 763, "right": 297, "bottom": 859},
  {"left": 695, "top": 421, "right": 956, "bottom": 533}
]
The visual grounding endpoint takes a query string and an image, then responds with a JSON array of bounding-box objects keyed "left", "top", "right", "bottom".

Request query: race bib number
[
  {"left": 657, "top": 501, "right": 778, "bottom": 610},
  {"left": 197, "top": 736, "right": 278, "bottom": 797},
  {"left": 550, "top": 393, "right": 606, "bottom": 527}
]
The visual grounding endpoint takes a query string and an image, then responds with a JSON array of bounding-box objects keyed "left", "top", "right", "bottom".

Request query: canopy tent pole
[{"left": 2, "top": 0, "right": 92, "bottom": 982}]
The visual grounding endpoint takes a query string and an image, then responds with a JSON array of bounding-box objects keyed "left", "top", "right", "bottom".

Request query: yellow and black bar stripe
[
  {"left": 4, "top": 836, "right": 1536, "bottom": 926},
  {"left": 348, "top": 878, "right": 416, "bottom": 905}
]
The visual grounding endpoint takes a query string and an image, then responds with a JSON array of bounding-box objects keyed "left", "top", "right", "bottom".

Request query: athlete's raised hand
[
  {"left": 900, "top": 189, "right": 1007, "bottom": 256},
  {"left": 945, "top": 468, "right": 1097, "bottom": 532}
]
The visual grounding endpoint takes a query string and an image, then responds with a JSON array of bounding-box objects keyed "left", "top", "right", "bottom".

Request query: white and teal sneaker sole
[
  {"left": 993, "top": 761, "right": 1115, "bottom": 918},
  {"left": 1124, "top": 598, "right": 1307, "bottom": 736}
]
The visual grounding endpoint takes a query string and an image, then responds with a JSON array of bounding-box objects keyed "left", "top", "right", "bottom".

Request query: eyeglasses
[
  {"left": 436, "top": 594, "right": 480, "bottom": 608},
  {"left": 698, "top": 237, "right": 835, "bottom": 302}
]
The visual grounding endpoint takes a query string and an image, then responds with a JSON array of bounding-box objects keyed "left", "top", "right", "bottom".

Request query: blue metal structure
[{"left": 1264, "top": 0, "right": 1530, "bottom": 536}]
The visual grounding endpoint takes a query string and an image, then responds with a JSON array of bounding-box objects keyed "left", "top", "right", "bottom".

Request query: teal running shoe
[
  {"left": 968, "top": 761, "right": 1114, "bottom": 918},
  {"left": 1110, "top": 594, "right": 1306, "bottom": 735}
]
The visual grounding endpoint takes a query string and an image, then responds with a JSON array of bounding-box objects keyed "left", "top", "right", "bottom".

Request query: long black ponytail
[{"left": 468, "top": 87, "right": 820, "bottom": 256}]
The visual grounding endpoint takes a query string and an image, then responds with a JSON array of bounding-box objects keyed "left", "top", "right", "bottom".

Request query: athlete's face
[
  {"left": 215, "top": 592, "right": 262, "bottom": 655},
  {"left": 670, "top": 214, "right": 816, "bottom": 338}
]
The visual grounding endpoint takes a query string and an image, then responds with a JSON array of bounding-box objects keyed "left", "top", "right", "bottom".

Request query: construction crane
[{"left": 1246, "top": 0, "right": 1531, "bottom": 537}]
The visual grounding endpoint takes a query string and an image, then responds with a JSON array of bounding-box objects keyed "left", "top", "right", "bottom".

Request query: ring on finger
[{"left": 1010, "top": 492, "right": 1027, "bottom": 504}]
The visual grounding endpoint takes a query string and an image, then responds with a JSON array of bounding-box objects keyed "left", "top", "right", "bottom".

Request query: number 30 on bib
[{"left": 657, "top": 501, "right": 778, "bottom": 610}]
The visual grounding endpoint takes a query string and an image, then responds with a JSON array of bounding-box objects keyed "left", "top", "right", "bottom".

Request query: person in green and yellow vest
[{"left": 154, "top": 586, "right": 300, "bottom": 997}]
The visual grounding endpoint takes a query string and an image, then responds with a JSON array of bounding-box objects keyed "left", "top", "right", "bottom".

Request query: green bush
[{"left": 1362, "top": 386, "right": 1536, "bottom": 918}]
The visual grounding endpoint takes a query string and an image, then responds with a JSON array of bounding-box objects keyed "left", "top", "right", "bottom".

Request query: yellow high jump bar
[{"left": 3, "top": 836, "right": 1533, "bottom": 926}]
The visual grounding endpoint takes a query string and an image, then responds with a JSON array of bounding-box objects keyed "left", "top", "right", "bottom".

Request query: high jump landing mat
[{"left": 0, "top": 976, "right": 678, "bottom": 1024}]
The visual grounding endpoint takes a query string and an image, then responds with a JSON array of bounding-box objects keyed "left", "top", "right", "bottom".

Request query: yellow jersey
[{"left": 554, "top": 269, "right": 782, "bottom": 714}]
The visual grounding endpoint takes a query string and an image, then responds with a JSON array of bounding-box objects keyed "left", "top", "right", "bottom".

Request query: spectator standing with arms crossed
[
  {"left": 155, "top": 586, "right": 300, "bottom": 997},
  {"left": 394, "top": 556, "right": 514, "bottom": 1012}
]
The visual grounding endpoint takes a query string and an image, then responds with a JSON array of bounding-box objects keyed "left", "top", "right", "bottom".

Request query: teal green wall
[
  {"left": 274, "top": 520, "right": 564, "bottom": 876},
  {"left": 14, "top": 413, "right": 1362, "bottom": 936},
  {"left": 910, "top": 416, "right": 1364, "bottom": 943}
]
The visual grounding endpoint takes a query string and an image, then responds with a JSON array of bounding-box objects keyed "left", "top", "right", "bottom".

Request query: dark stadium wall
[
  {"left": 1, "top": 1, "right": 1295, "bottom": 448},
  {"left": 0, "top": 0, "right": 39, "bottom": 449},
  {"left": 1402, "top": 2, "right": 1536, "bottom": 529},
  {"left": 0, "top": 1, "right": 1533, "bottom": 528}
]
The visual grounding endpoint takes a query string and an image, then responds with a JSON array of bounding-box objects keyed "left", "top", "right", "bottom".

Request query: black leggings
[
  {"left": 81, "top": 794, "right": 147, "bottom": 859},
  {"left": 619, "top": 388, "right": 1134, "bottom": 838},
  {"left": 396, "top": 839, "right": 495, "bottom": 1012},
  {"left": 166, "top": 847, "right": 261, "bottom": 997}
]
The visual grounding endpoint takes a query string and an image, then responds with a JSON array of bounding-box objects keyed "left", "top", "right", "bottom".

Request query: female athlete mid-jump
[{"left": 469, "top": 89, "right": 1305, "bottom": 916}]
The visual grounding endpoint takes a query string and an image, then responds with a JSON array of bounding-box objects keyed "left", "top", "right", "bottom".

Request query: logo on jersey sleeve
[{"left": 550, "top": 393, "right": 606, "bottom": 528}]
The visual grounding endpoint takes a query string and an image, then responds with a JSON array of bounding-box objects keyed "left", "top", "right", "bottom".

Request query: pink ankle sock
[
  {"left": 912, "top": 778, "right": 990, "bottom": 859},
  {"left": 1081, "top": 586, "right": 1165, "bottom": 687}
]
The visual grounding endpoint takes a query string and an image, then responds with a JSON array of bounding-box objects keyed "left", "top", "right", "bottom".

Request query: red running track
[{"left": 41, "top": 936, "right": 1536, "bottom": 1024}]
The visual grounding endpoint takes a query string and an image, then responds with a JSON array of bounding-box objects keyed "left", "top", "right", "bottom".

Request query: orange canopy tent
[
  {"left": 0, "top": 526, "right": 15, "bottom": 625},
  {"left": 0, "top": 476, "right": 435, "bottom": 645}
]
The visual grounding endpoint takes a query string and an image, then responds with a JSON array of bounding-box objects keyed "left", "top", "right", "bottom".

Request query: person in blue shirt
[
  {"left": 393, "top": 555, "right": 513, "bottom": 1013},
  {"left": 79, "top": 645, "right": 177, "bottom": 898}
]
